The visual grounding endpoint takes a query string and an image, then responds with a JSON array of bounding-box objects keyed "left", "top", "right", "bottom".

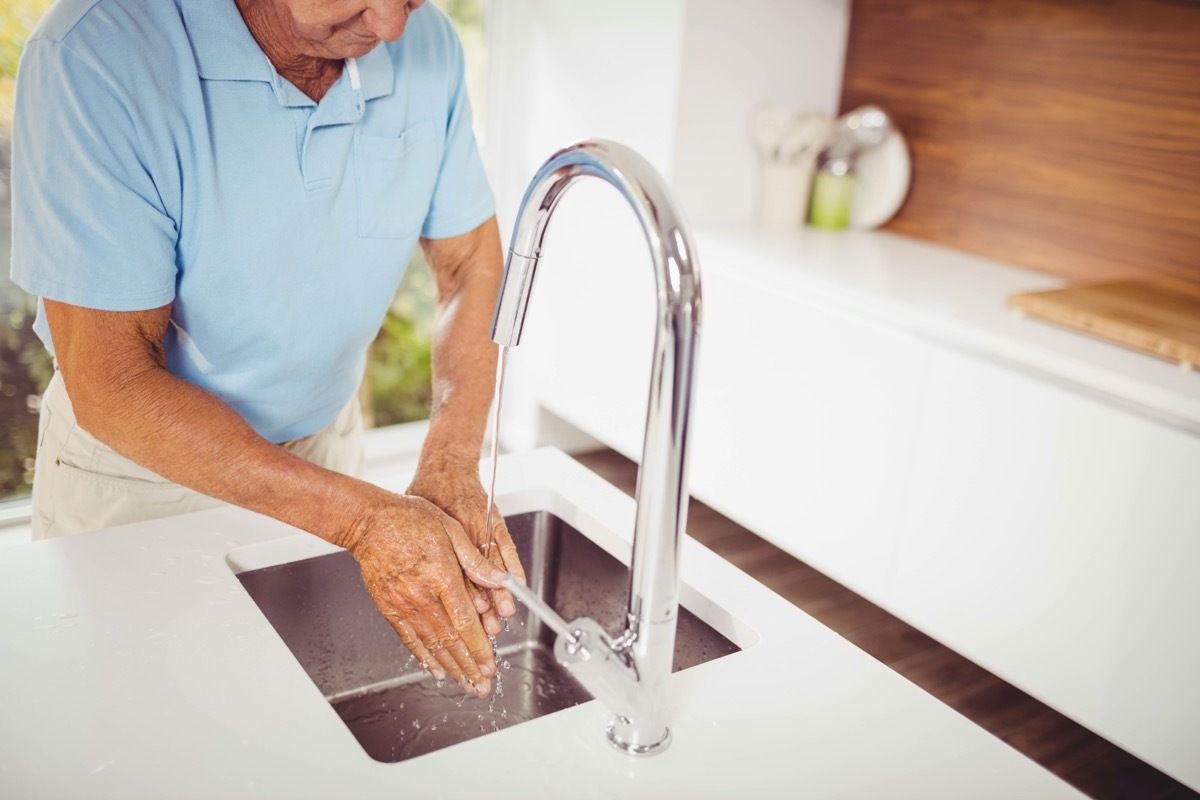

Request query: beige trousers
[{"left": 31, "top": 371, "right": 365, "bottom": 539}]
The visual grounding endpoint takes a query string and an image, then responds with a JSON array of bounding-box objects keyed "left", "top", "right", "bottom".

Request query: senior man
[{"left": 10, "top": 0, "right": 523, "bottom": 697}]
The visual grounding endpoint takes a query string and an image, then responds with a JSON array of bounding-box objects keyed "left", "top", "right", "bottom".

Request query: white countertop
[
  {"left": 697, "top": 226, "right": 1200, "bottom": 434},
  {"left": 0, "top": 449, "right": 1081, "bottom": 799}
]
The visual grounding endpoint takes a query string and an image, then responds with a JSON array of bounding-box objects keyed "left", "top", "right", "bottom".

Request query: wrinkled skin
[
  {"left": 236, "top": 0, "right": 428, "bottom": 101},
  {"left": 407, "top": 460, "right": 526, "bottom": 639},
  {"left": 348, "top": 492, "right": 506, "bottom": 695}
]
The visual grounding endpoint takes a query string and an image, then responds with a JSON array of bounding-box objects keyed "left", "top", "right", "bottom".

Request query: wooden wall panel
[{"left": 840, "top": 0, "right": 1200, "bottom": 285}]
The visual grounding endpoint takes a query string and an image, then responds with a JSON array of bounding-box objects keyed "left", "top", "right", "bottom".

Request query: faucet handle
[{"left": 555, "top": 619, "right": 640, "bottom": 708}]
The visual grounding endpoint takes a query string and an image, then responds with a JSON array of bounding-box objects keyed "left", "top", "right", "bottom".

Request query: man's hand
[
  {"left": 347, "top": 493, "right": 507, "bottom": 697},
  {"left": 407, "top": 460, "right": 526, "bottom": 638}
]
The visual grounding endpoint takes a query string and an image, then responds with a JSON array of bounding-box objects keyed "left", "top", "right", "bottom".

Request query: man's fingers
[
  {"left": 480, "top": 515, "right": 522, "bottom": 618},
  {"left": 390, "top": 615, "right": 441, "bottom": 678},
  {"left": 488, "top": 513, "right": 526, "bottom": 583},
  {"left": 422, "top": 571, "right": 494, "bottom": 681},
  {"left": 496, "top": 535, "right": 526, "bottom": 585},
  {"left": 375, "top": 568, "right": 493, "bottom": 695},
  {"left": 442, "top": 516, "right": 507, "bottom": 589},
  {"left": 466, "top": 582, "right": 503, "bottom": 635},
  {"left": 464, "top": 517, "right": 504, "bottom": 623},
  {"left": 409, "top": 609, "right": 467, "bottom": 686},
  {"left": 440, "top": 585, "right": 498, "bottom": 691},
  {"left": 485, "top": 586, "right": 516, "bottom": 619},
  {"left": 409, "top": 585, "right": 492, "bottom": 695},
  {"left": 481, "top": 606, "right": 503, "bottom": 636},
  {"left": 466, "top": 581, "right": 490, "bottom": 614}
]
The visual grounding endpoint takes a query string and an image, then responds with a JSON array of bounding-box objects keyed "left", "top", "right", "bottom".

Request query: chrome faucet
[{"left": 491, "top": 140, "right": 701, "bottom": 755}]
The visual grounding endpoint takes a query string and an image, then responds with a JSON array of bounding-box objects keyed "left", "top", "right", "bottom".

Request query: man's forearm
[
  {"left": 63, "top": 358, "right": 377, "bottom": 550},
  {"left": 44, "top": 298, "right": 386, "bottom": 548},
  {"left": 416, "top": 217, "right": 505, "bottom": 474}
]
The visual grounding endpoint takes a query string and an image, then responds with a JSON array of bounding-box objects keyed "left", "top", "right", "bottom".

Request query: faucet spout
[{"left": 490, "top": 140, "right": 701, "bottom": 755}]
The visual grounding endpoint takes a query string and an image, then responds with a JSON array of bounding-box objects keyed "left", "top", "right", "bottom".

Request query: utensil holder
[{"left": 757, "top": 159, "right": 815, "bottom": 231}]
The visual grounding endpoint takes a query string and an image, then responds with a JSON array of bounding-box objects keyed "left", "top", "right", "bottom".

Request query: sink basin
[{"left": 235, "top": 511, "right": 740, "bottom": 762}]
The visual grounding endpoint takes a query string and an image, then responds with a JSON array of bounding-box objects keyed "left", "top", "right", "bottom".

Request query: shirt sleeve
[
  {"left": 9, "top": 36, "right": 178, "bottom": 311},
  {"left": 419, "top": 23, "right": 496, "bottom": 240}
]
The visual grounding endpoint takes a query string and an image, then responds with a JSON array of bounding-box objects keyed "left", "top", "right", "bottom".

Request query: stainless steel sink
[{"left": 235, "top": 511, "right": 739, "bottom": 763}]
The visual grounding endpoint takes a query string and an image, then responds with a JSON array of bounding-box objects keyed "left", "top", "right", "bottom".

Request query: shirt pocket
[{"left": 353, "top": 123, "right": 439, "bottom": 240}]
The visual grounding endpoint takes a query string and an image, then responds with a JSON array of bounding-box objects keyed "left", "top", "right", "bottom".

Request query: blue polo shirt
[{"left": 10, "top": 0, "right": 494, "bottom": 442}]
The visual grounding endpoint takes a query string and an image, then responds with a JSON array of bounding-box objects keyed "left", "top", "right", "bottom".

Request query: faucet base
[{"left": 607, "top": 719, "right": 672, "bottom": 756}]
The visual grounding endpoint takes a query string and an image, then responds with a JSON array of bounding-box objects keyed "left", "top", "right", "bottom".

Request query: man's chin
[
  {"left": 319, "top": 31, "right": 383, "bottom": 61},
  {"left": 333, "top": 40, "right": 382, "bottom": 59}
]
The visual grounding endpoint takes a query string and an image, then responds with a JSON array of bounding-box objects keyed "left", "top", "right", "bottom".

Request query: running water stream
[
  {"left": 482, "top": 346, "right": 572, "bottom": 649},
  {"left": 483, "top": 345, "right": 507, "bottom": 559}
]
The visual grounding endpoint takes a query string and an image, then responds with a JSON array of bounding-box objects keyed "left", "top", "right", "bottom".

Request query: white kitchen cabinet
[
  {"left": 682, "top": 261, "right": 933, "bottom": 598},
  {"left": 892, "top": 343, "right": 1200, "bottom": 780}
]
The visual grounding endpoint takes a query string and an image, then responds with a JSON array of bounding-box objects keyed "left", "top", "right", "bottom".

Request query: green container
[{"left": 809, "top": 170, "right": 856, "bottom": 229}]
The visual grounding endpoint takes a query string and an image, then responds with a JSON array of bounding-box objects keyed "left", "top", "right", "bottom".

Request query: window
[
  {"left": 0, "top": 0, "right": 54, "bottom": 503},
  {"left": 0, "top": 0, "right": 489, "bottom": 504}
]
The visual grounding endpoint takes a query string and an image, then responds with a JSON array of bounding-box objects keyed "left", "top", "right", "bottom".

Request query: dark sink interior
[{"left": 236, "top": 510, "right": 739, "bottom": 763}]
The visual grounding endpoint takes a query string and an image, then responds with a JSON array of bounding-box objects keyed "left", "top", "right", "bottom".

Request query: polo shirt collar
[
  {"left": 353, "top": 44, "right": 394, "bottom": 102},
  {"left": 180, "top": 0, "right": 395, "bottom": 102},
  {"left": 181, "top": 0, "right": 271, "bottom": 83}
]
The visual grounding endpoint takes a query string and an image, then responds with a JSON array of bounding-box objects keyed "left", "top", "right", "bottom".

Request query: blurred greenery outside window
[{"left": 0, "top": 0, "right": 488, "bottom": 502}]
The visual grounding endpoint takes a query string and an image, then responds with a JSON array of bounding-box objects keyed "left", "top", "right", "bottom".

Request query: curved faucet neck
[{"left": 490, "top": 140, "right": 702, "bottom": 755}]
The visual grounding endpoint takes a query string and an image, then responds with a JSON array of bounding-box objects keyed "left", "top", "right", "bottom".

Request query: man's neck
[{"left": 235, "top": 0, "right": 342, "bottom": 102}]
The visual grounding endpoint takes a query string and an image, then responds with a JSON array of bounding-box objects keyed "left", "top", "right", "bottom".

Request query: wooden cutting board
[{"left": 1008, "top": 280, "right": 1200, "bottom": 368}]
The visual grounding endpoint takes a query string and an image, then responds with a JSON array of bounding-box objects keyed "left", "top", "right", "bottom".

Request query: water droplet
[{"left": 501, "top": 660, "right": 510, "bottom": 670}]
